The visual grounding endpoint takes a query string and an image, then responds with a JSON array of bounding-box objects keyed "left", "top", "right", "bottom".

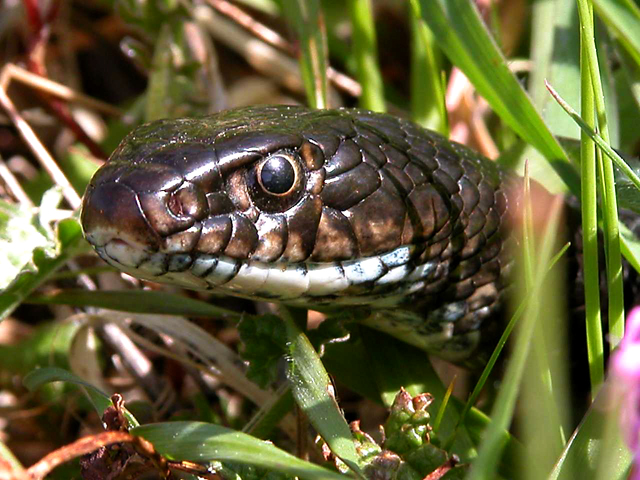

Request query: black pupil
[{"left": 260, "top": 156, "right": 295, "bottom": 194}]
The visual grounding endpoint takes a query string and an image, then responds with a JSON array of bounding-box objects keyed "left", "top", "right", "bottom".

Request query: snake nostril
[
  {"left": 167, "top": 182, "right": 208, "bottom": 220},
  {"left": 167, "top": 192, "right": 185, "bottom": 217}
]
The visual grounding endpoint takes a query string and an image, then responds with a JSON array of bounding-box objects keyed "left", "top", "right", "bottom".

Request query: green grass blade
[
  {"left": 549, "top": 386, "right": 631, "bottom": 479},
  {"left": 529, "top": 0, "right": 580, "bottom": 139},
  {"left": 594, "top": 0, "right": 640, "bottom": 65},
  {"left": 347, "top": 0, "right": 385, "bottom": 112},
  {"left": 545, "top": 83, "right": 640, "bottom": 191},
  {"left": 282, "top": 309, "right": 364, "bottom": 475},
  {"left": 24, "top": 366, "right": 140, "bottom": 428},
  {"left": 408, "top": 0, "right": 447, "bottom": 133},
  {"left": 243, "top": 385, "right": 294, "bottom": 440},
  {"left": 0, "top": 441, "right": 23, "bottom": 474},
  {"left": 132, "top": 421, "right": 346, "bottom": 480},
  {"left": 621, "top": 223, "right": 640, "bottom": 273},
  {"left": 577, "top": 0, "right": 624, "bottom": 350},
  {"left": 27, "top": 289, "right": 244, "bottom": 319},
  {"left": 468, "top": 188, "right": 565, "bottom": 479},
  {"left": 618, "top": 44, "right": 640, "bottom": 118},
  {"left": 577, "top": 4, "right": 605, "bottom": 394},
  {"left": 595, "top": 25, "right": 620, "bottom": 147},
  {"left": 145, "top": 23, "right": 174, "bottom": 122},
  {"left": 281, "top": 0, "right": 329, "bottom": 109},
  {"left": 417, "top": 0, "right": 570, "bottom": 184}
]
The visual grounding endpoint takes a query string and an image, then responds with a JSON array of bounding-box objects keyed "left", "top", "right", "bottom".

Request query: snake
[{"left": 80, "top": 105, "right": 580, "bottom": 366}]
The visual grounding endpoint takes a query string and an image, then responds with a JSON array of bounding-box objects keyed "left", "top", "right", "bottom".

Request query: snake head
[
  {"left": 81, "top": 106, "right": 509, "bottom": 320},
  {"left": 81, "top": 106, "right": 521, "bottom": 363}
]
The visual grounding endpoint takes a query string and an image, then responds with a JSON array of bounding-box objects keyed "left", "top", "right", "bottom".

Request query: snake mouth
[
  {"left": 79, "top": 170, "right": 429, "bottom": 300},
  {"left": 91, "top": 234, "right": 432, "bottom": 306}
]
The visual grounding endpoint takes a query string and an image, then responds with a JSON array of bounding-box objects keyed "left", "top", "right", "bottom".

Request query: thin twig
[
  {"left": 0, "top": 64, "right": 121, "bottom": 117},
  {"left": 97, "top": 322, "right": 178, "bottom": 415},
  {"left": 24, "top": 431, "right": 137, "bottom": 480},
  {"left": 0, "top": 155, "right": 33, "bottom": 206},
  {"left": 0, "top": 87, "right": 81, "bottom": 209},
  {"left": 205, "top": 0, "right": 361, "bottom": 97},
  {"left": 208, "top": 0, "right": 292, "bottom": 53},
  {"left": 21, "top": 2, "right": 108, "bottom": 159}
]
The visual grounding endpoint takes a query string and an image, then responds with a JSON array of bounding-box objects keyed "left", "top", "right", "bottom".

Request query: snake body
[{"left": 81, "top": 106, "right": 535, "bottom": 364}]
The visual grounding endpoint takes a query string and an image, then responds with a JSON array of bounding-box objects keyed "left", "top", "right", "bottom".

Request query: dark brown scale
[
  {"left": 403, "top": 162, "right": 429, "bottom": 185},
  {"left": 215, "top": 132, "right": 303, "bottom": 168},
  {"left": 180, "top": 145, "right": 223, "bottom": 191},
  {"left": 281, "top": 195, "right": 323, "bottom": 261},
  {"left": 303, "top": 133, "right": 340, "bottom": 158},
  {"left": 324, "top": 139, "right": 362, "bottom": 177},
  {"left": 197, "top": 215, "right": 233, "bottom": 254},
  {"left": 253, "top": 214, "right": 288, "bottom": 262},
  {"left": 459, "top": 230, "right": 486, "bottom": 259},
  {"left": 321, "top": 163, "right": 381, "bottom": 210},
  {"left": 322, "top": 115, "right": 356, "bottom": 139},
  {"left": 346, "top": 187, "right": 406, "bottom": 256},
  {"left": 117, "top": 163, "right": 183, "bottom": 193},
  {"left": 311, "top": 208, "right": 359, "bottom": 261},
  {"left": 163, "top": 223, "right": 202, "bottom": 253},
  {"left": 404, "top": 184, "right": 446, "bottom": 240},
  {"left": 381, "top": 144, "right": 411, "bottom": 168},
  {"left": 458, "top": 176, "right": 481, "bottom": 214},
  {"left": 379, "top": 164, "right": 413, "bottom": 196},
  {"left": 206, "top": 192, "right": 235, "bottom": 216},
  {"left": 169, "top": 182, "right": 208, "bottom": 220},
  {"left": 353, "top": 137, "right": 388, "bottom": 168},
  {"left": 300, "top": 141, "right": 325, "bottom": 170},
  {"left": 224, "top": 214, "right": 259, "bottom": 258}
]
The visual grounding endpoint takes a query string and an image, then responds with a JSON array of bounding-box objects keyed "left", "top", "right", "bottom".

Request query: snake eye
[
  {"left": 257, "top": 154, "right": 297, "bottom": 195},
  {"left": 246, "top": 150, "right": 305, "bottom": 213}
]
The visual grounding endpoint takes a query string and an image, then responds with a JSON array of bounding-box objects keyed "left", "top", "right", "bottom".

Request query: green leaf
[
  {"left": 238, "top": 314, "right": 288, "bottom": 388},
  {"left": 23, "top": 366, "right": 139, "bottom": 428},
  {"left": 27, "top": 289, "right": 242, "bottom": 319},
  {"left": 529, "top": 0, "right": 580, "bottom": 139},
  {"left": 322, "top": 333, "right": 387, "bottom": 402},
  {"left": 283, "top": 311, "right": 364, "bottom": 475},
  {"left": 617, "top": 184, "right": 640, "bottom": 215},
  {"left": 59, "top": 146, "right": 101, "bottom": 195},
  {"left": 0, "top": 322, "right": 81, "bottom": 375},
  {"left": 0, "top": 200, "right": 86, "bottom": 322},
  {"left": 348, "top": 0, "right": 385, "bottom": 112},
  {"left": 0, "top": 200, "right": 50, "bottom": 290},
  {"left": 594, "top": 0, "right": 640, "bottom": 66},
  {"left": 281, "top": 0, "right": 329, "bottom": 108},
  {"left": 132, "top": 421, "right": 345, "bottom": 480},
  {"left": 408, "top": 0, "right": 447, "bottom": 133},
  {"left": 549, "top": 383, "right": 632, "bottom": 479}
]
